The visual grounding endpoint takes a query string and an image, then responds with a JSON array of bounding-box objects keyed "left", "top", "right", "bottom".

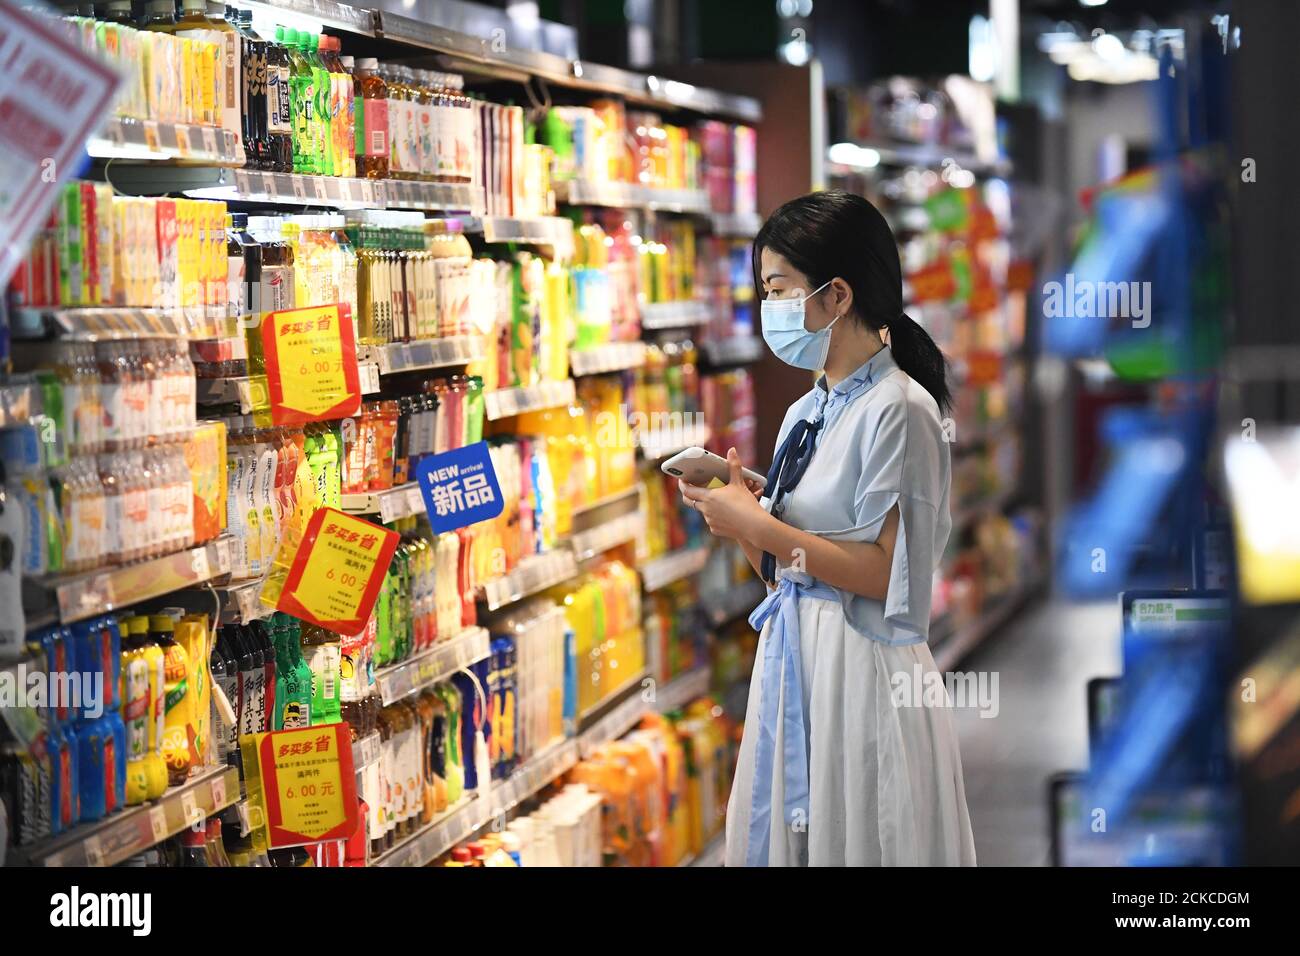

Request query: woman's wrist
[{"left": 747, "top": 509, "right": 784, "bottom": 554}]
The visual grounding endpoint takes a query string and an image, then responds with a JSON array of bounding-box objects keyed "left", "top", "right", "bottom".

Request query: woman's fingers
[{"left": 679, "top": 481, "right": 710, "bottom": 502}]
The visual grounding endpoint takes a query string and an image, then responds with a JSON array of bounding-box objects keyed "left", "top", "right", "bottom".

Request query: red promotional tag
[
  {"left": 261, "top": 304, "right": 361, "bottom": 425},
  {"left": 275, "top": 507, "right": 398, "bottom": 636},
  {"left": 257, "top": 725, "right": 358, "bottom": 848}
]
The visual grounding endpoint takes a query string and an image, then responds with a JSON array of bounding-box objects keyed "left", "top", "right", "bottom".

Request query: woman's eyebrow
[{"left": 762, "top": 272, "right": 786, "bottom": 283}]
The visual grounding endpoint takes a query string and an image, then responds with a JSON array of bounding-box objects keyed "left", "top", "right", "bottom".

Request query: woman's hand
[{"left": 679, "top": 448, "right": 769, "bottom": 542}]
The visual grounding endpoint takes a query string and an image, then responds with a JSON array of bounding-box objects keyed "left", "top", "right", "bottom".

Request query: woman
[{"left": 681, "top": 190, "right": 976, "bottom": 866}]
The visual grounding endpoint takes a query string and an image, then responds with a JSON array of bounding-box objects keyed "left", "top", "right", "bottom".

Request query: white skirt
[{"left": 725, "top": 591, "right": 977, "bottom": 866}]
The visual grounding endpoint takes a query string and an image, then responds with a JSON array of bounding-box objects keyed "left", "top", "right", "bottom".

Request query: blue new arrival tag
[{"left": 415, "top": 441, "right": 506, "bottom": 533}]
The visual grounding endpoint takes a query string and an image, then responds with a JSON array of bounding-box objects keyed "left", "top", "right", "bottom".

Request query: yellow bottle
[
  {"left": 125, "top": 616, "right": 170, "bottom": 799},
  {"left": 150, "top": 615, "right": 194, "bottom": 787}
]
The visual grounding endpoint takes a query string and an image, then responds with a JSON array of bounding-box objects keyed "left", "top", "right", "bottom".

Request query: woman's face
[{"left": 759, "top": 247, "right": 845, "bottom": 333}]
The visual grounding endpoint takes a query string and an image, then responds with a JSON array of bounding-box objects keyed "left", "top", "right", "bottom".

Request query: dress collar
[{"left": 814, "top": 347, "right": 898, "bottom": 410}]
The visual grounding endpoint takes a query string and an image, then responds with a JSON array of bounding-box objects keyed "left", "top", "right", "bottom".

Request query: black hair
[{"left": 752, "top": 189, "right": 952, "bottom": 413}]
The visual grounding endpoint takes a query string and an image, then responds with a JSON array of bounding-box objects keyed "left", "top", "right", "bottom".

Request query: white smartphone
[{"left": 660, "top": 446, "right": 767, "bottom": 490}]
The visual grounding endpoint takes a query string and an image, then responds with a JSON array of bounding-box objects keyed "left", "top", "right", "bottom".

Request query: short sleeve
[{"left": 818, "top": 384, "right": 950, "bottom": 644}]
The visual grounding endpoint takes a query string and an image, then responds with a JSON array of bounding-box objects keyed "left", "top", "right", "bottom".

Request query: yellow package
[
  {"left": 176, "top": 616, "right": 211, "bottom": 768},
  {"left": 184, "top": 420, "right": 228, "bottom": 543}
]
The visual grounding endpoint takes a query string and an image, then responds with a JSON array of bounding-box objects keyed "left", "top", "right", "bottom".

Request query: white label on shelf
[
  {"left": 312, "top": 177, "right": 328, "bottom": 201},
  {"left": 378, "top": 490, "right": 402, "bottom": 525},
  {"left": 406, "top": 486, "right": 425, "bottom": 516},
  {"left": 260, "top": 172, "right": 276, "bottom": 197},
  {"left": 189, "top": 546, "right": 210, "bottom": 580},
  {"left": 181, "top": 790, "right": 200, "bottom": 828},
  {"left": 291, "top": 177, "right": 307, "bottom": 200},
  {"left": 201, "top": 126, "right": 218, "bottom": 157},
  {"left": 210, "top": 774, "right": 227, "bottom": 808},
  {"left": 84, "top": 834, "right": 104, "bottom": 867},
  {"left": 149, "top": 805, "right": 168, "bottom": 842}
]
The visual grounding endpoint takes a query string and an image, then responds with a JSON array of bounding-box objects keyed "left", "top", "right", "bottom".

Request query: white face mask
[{"left": 760, "top": 281, "right": 839, "bottom": 370}]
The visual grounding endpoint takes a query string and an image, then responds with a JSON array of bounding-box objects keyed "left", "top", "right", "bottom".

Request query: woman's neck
[{"left": 823, "top": 324, "right": 886, "bottom": 389}]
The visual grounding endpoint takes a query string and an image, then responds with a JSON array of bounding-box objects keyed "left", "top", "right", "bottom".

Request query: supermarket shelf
[
  {"left": 578, "top": 677, "right": 652, "bottom": 756},
  {"left": 376, "top": 12, "right": 759, "bottom": 121},
  {"left": 827, "top": 140, "right": 1011, "bottom": 177},
  {"left": 931, "top": 576, "right": 1044, "bottom": 673},
  {"left": 25, "top": 536, "right": 233, "bottom": 627},
  {"left": 123, "top": 165, "right": 483, "bottom": 212},
  {"left": 375, "top": 737, "right": 582, "bottom": 867},
  {"left": 474, "top": 215, "right": 575, "bottom": 254},
  {"left": 641, "top": 546, "right": 710, "bottom": 592},
  {"left": 196, "top": 375, "right": 263, "bottom": 413},
  {"left": 352, "top": 732, "right": 382, "bottom": 773},
  {"left": 0, "top": 380, "right": 39, "bottom": 429},
  {"left": 701, "top": 578, "right": 767, "bottom": 627},
  {"left": 22, "top": 764, "right": 239, "bottom": 867},
  {"left": 655, "top": 665, "right": 711, "bottom": 714},
  {"left": 215, "top": 578, "right": 272, "bottom": 624},
  {"left": 637, "top": 421, "right": 711, "bottom": 460},
  {"left": 372, "top": 795, "right": 481, "bottom": 868},
  {"left": 479, "top": 550, "right": 579, "bottom": 611},
  {"left": 241, "top": 0, "right": 377, "bottom": 36},
  {"left": 10, "top": 306, "right": 190, "bottom": 340},
  {"left": 486, "top": 739, "right": 581, "bottom": 820},
  {"left": 484, "top": 379, "right": 576, "bottom": 420},
  {"left": 707, "top": 210, "right": 763, "bottom": 238},
  {"left": 639, "top": 299, "right": 713, "bottom": 330},
  {"left": 701, "top": 335, "right": 764, "bottom": 367},
  {"left": 571, "top": 485, "right": 640, "bottom": 519},
  {"left": 87, "top": 116, "right": 242, "bottom": 165},
  {"left": 569, "top": 341, "right": 648, "bottom": 376},
  {"left": 373, "top": 626, "right": 492, "bottom": 705},
  {"left": 358, "top": 335, "right": 484, "bottom": 376},
  {"left": 554, "top": 179, "right": 713, "bottom": 214},
  {"left": 340, "top": 482, "right": 424, "bottom": 524},
  {"left": 567, "top": 511, "right": 644, "bottom": 563}
]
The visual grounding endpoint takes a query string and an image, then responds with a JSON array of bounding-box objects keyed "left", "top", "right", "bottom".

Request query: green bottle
[
  {"left": 393, "top": 541, "right": 412, "bottom": 661},
  {"left": 374, "top": 566, "right": 394, "bottom": 669},
  {"left": 278, "top": 614, "right": 313, "bottom": 729},
  {"left": 303, "top": 32, "right": 333, "bottom": 177},
  {"left": 282, "top": 27, "right": 317, "bottom": 174}
]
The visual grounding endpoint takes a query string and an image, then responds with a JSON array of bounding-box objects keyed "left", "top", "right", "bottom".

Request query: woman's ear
[{"left": 830, "top": 277, "right": 854, "bottom": 319}]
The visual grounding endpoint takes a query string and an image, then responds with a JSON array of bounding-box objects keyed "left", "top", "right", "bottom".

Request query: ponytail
[
  {"left": 754, "top": 190, "right": 952, "bottom": 414},
  {"left": 887, "top": 312, "right": 951, "bottom": 413}
]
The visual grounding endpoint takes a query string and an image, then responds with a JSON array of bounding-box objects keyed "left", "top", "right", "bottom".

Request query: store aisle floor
[{"left": 950, "top": 596, "right": 1121, "bottom": 866}]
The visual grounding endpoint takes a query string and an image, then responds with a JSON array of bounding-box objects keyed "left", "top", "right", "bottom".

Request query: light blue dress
[{"left": 725, "top": 347, "right": 977, "bottom": 866}]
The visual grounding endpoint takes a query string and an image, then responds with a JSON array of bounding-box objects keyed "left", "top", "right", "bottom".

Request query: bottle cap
[
  {"left": 357, "top": 57, "right": 378, "bottom": 69},
  {"left": 149, "top": 615, "right": 174, "bottom": 634}
]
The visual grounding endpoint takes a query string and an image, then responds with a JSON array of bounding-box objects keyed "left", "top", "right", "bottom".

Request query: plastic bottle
[
  {"left": 301, "top": 624, "right": 342, "bottom": 725},
  {"left": 352, "top": 58, "right": 389, "bottom": 179},
  {"left": 250, "top": 619, "right": 279, "bottom": 733},
  {"left": 148, "top": 615, "right": 193, "bottom": 787},
  {"left": 211, "top": 626, "right": 242, "bottom": 771},
  {"left": 304, "top": 32, "right": 333, "bottom": 177},
  {"left": 257, "top": 15, "right": 293, "bottom": 172},
  {"left": 179, "top": 822, "right": 211, "bottom": 865},
  {"left": 283, "top": 28, "right": 317, "bottom": 174},
  {"left": 126, "top": 616, "right": 169, "bottom": 799},
  {"left": 320, "top": 37, "right": 354, "bottom": 178}
]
